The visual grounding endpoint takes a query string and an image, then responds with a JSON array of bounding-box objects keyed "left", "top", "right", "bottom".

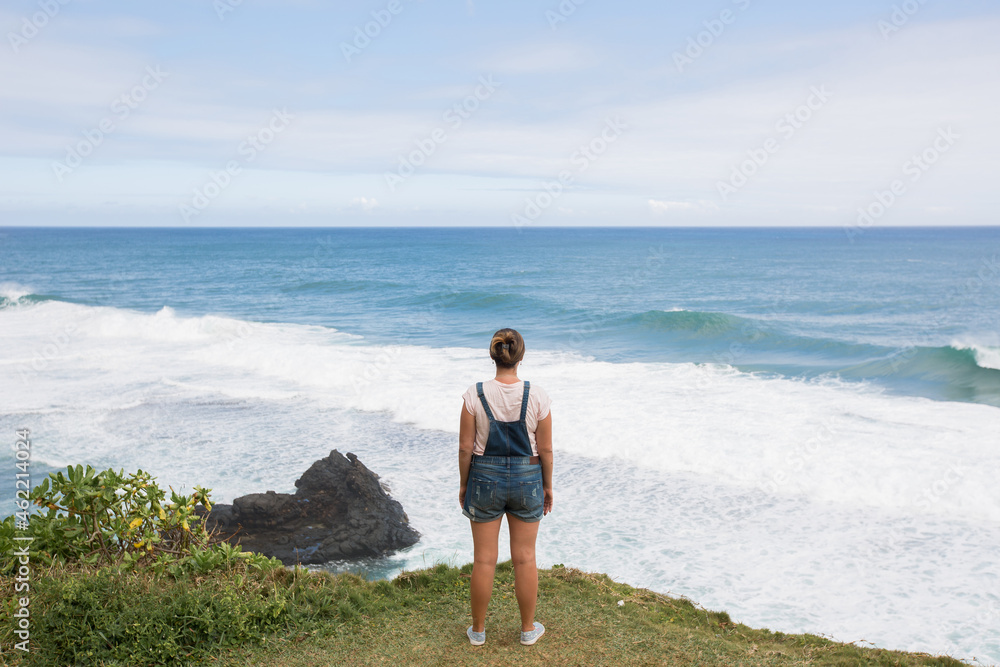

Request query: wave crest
[
  {"left": 0, "top": 282, "right": 51, "bottom": 308},
  {"left": 951, "top": 342, "right": 1000, "bottom": 371}
]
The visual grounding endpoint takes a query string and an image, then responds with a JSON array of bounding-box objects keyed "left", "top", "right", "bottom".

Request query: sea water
[{"left": 1, "top": 226, "right": 998, "bottom": 663}]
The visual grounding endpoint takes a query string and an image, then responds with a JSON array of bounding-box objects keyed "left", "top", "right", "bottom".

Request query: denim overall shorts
[{"left": 462, "top": 381, "right": 544, "bottom": 523}]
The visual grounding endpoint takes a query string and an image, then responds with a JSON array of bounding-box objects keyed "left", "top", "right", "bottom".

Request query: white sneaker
[
  {"left": 467, "top": 625, "right": 486, "bottom": 646},
  {"left": 520, "top": 621, "right": 545, "bottom": 645}
]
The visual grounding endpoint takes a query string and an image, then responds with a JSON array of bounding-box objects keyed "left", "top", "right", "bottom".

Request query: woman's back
[{"left": 462, "top": 379, "right": 552, "bottom": 456}]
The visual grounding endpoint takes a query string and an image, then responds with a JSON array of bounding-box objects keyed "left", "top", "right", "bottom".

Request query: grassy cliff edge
[{"left": 2, "top": 559, "right": 972, "bottom": 666}]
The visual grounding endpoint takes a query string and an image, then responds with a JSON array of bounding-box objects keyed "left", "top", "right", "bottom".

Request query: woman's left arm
[{"left": 458, "top": 403, "right": 476, "bottom": 506}]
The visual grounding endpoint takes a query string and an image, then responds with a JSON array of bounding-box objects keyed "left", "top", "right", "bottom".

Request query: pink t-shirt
[{"left": 462, "top": 379, "right": 552, "bottom": 456}]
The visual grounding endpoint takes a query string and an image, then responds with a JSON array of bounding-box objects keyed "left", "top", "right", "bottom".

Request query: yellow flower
[{"left": 133, "top": 541, "right": 144, "bottom": 548}]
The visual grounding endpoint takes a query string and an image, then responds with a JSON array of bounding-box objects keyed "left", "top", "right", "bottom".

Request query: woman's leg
[
  {"left": 470, "top": 516, "right": 503, "bottom": 632},
  {"left": 507, "top": 513, "right": 541, "bottom": 632}
]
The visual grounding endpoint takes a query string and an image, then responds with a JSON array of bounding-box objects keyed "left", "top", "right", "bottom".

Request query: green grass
[{"left": 1, "top": 561, "right": 971, "bottom": 666}]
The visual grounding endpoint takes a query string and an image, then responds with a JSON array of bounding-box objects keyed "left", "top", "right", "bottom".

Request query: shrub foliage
[{"left": 1, "top": 464, "right": 278, "bottom": 577}]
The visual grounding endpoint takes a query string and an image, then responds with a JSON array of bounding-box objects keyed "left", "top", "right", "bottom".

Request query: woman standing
[{"left": 459, "top": 328, "right": 553, "bottom": 647}]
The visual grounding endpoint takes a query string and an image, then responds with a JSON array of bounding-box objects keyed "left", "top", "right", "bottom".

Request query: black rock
[{"left": 199, "top": 450, "right": 420, "bottom": 565}]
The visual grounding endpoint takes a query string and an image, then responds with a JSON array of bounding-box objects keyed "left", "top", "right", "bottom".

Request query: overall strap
[
  {"left": 476, "top": 382, "right": 496, "bottom": 422},
  {"left": 519, "top": 381, "right": 531, "bottom": 422}
]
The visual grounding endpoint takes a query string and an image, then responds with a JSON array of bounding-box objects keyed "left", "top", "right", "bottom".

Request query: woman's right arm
[
  {"left": 536, "top": 412, "right": 553, "bottom": 515},
  {"left": 458, "top": 404, "right": 476, "bottom": 507}
]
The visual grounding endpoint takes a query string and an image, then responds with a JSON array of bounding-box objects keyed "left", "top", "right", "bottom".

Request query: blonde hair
[{"left": 489, "top": 328, "right": 525, "bottom": 368}]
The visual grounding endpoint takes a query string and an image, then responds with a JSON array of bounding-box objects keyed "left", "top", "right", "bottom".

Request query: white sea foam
[
  {"left": 977, "top": 347, "right": 1000, "bottom": 370},
  {"left": 4, "top": 300, "right": 999, "bottom": 521},
  {"left": 3, "top": 300, "right": 999, "bottom": 663},
  {"left": 0, "top": 281, "right": 34, "bottom": 303}
]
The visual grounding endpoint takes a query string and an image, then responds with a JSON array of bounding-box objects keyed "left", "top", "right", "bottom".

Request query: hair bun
[{"left": 490, "top": 328, "right": 524, "bottom": 369}]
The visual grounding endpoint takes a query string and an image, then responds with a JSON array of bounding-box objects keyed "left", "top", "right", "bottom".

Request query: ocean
[{"left": 1, "top": 226, "right": 998, "bottom": 663}]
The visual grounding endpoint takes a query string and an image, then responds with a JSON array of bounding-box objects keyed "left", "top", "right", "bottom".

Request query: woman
[{"left": 459, "top": 327, "right": 553, "bottom": 647}]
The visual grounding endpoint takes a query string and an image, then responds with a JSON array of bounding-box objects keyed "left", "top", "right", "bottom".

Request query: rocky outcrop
[{"left": 200, "top": 450, "right": 420, "bottom": 565}]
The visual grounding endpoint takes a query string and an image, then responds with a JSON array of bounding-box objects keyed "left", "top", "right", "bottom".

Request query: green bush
[{"left": 0, "top": 464, "right": 280, "bottom": 577}]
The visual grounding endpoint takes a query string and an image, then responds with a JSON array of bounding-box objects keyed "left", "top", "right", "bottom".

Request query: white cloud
[
  {"left": 351, "top": 196, "right": 378, "bottom": 211},
  {"left": 648, "top": 199, "right": 718, "bottom": 214}
]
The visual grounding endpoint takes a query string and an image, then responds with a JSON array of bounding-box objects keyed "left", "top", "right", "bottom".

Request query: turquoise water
[
  {"left": 4, "top": 226, "right": 999, "bottom": 406},
  {"left": 2, "top": 226, "right": 999, "bottom": 663}
]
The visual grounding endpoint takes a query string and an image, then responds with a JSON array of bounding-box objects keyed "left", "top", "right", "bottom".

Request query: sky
[{"left": 1, "top": 0, "right": 998, "bottom": 227}]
